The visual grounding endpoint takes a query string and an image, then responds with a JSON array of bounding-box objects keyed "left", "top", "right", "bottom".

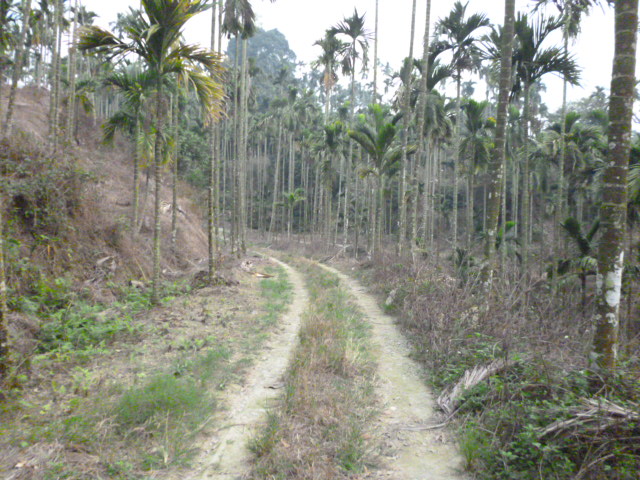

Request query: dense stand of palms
[
  {"left": 437, "top": 1, "right": 489, "bottom": 251},
  {"left": 2, "top": 0, "right": 32, "bottom": 137},
  {"left": 511, "top": 12, "right": 580, "bottom": 270},
  {"left": 1, "top": 0, "right": 639, "bottom": 380},
  {"left": 482, "top": 0, "right": 515, "bottom": 284},
  {"left": 330, "top": 9, "right": 371, "bottom": 245},
  {"left": 349, "top": 104, "right": 405, "bottom": 256},
  {"left": 78, "top": 0, "right": 224, "bottom": 303}
]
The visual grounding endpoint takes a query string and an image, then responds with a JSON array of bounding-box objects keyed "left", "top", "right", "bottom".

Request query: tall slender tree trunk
[
  {"left": 452, "top": 74, "right": 462, "bottom": 253},
  {"left": 467, "top": 172, "right": 474, "bottom": 247},
  {"left": 49, "top": 0, "right": 63, "bottom": 152},
  {"left": 0, "top": 202, "right": 9, "bottom": 379},
  {"left": 373, "top": 0, "right": 379, "bottom": 102},
  {"left": 151, "top": 83, "right": 165, "bottom": 305},
  {"left": 238, "top": 37, "right": 249, "bottom": 254},
  {"left": 171, "top": 95, "right": 180, "bottom": 247},
  {"left": 399, "top": 0, "right": 417, "bottom": 256},
  {"left": 414, "top": 0, "right": 432, "bottom": 257},
  {"left": 482, "top": 0, "right": 515, "bottom": 284},
  {"left": 592, "top": 0, "right": 638, "bottom": 372},
  {"left": 65, "top": 0, "right": 79, "bottom": 146},
  {"left": 208, "top": 0, "right": 218, "bottom": 283},
  {"left": 132, "top": 119, "right": 141, "bottom": 237},
  {"left": 521, "top": 82, "right": 531, "bottom": 273},
  {"left": 344, "top": 66, "right": 356, "bottom": 247},
  {"left": 2, "top": 0, "right": 32, "bottom": 137},
  {"left": 500, "top": 152, "right": 508, "bottom": 274},
  {"left": 269, "top": 121, "right": 283, "bottom": 238}
]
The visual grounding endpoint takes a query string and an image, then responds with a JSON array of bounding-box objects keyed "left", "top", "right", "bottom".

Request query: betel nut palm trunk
[
  {"left": 592, "top": 0, "right": 639, "bottom": 371},
  {"left": 482, "top": 0, "right": 515, "bottom": 284}
]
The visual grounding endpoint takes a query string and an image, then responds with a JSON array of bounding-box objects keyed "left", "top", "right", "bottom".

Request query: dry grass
[
  {"left": 249, "top": 260, "right": 377, "bottom": 480},
  {"left": 0, "top": 259, "right": 290, "bottom": 479},
  {"left": 350, "top": 252, "right": 640, "bottom": 479}
]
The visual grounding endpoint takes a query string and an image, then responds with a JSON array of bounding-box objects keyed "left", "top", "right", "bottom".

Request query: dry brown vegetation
[
  {"left": 0, "top": 88, "right": 295, "bottom": 479},
  {"left": 250, "top": 259, "right": 378, "bottom": 479}
]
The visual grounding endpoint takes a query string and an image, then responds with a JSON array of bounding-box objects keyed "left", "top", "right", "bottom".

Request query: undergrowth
[
  {"left": 250, "top": 260, "right": 376, "bottom": 479},
  {"left": 0, "top": 264, "right": 294, "bottom": 478},
  {"left": 358, "top": 256, "right": 640, "bottom": 480}
]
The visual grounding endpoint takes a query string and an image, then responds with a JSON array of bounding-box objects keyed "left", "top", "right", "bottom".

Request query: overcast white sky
[{"left": 83, "top": 0, "right": 622, "bottom": 112}]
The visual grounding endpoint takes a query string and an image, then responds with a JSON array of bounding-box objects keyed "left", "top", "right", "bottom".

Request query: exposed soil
[
  {"left": 172, "top": 256, "right": 309, "bottom": 480},
  {"left": 0, "top": 257, "right": 276, "bottom": 479},
  {"left": 320, "top": 263, "right": 467, "bottom": 480}
]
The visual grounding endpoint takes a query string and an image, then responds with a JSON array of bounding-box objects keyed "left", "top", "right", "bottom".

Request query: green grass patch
[
  {"left": 1, "top": 263, "right": 295, "bottom": 478},
  {"left": 259, "top": 266, "right": 292, "bottom": 326},
  {"left": 108, "top": 265, "right": 293, "bottom": 470}
]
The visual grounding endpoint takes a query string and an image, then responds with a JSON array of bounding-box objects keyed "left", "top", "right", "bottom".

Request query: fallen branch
[
  {"left": 537, "top": 398, "right": 640, "bottom": 440},
  {"left": 437, "top": 358, "right": 515, "bottom": 415}
]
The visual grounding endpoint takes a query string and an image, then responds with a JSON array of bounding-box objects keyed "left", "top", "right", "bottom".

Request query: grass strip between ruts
[{"left": 249, "top": 259, "right": 378, "bottom": 479}]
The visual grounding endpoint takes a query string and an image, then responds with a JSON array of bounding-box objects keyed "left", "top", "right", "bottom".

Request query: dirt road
[
  {"left": 184, "top": 257, "right": 309, "bottom": 480},
  {"left": 320, "top": 263, "right": 467, "bottom": 480},
  {"left": 182, "top": 257, "right": 464, "bottom": 480}
]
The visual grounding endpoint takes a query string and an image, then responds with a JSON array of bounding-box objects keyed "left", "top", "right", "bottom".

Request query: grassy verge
[
  {"left": 356, "top": 258, "right": 640, "bottom": 480},
  {"left": 0, "top": 265, "right": 293, "bottom": 479},
  {"left": 249, "top": 260, "right": 377, "bottom": 479}
]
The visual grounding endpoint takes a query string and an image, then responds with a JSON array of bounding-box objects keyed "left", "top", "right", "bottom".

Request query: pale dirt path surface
[
  {"left": 320, "top": 263, "right": 468, "bottom": 480},
  {"left": 183, "top": 257, "right": 309, "bottom": 480}
]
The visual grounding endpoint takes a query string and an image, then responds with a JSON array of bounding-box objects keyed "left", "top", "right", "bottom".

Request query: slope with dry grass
[{"left": 1, "top": 87, "right": 297, "bottom": 479}]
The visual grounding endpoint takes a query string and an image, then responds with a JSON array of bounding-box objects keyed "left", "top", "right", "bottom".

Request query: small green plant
[
  {"left": 459, "top": 423, "right": 490, "bottom": 471},
  {"left": 116, "top": 373, "right": 208, "bottom": 430},
  {"left": 38, "top": 302, "right": 139, "bottom": 355}
]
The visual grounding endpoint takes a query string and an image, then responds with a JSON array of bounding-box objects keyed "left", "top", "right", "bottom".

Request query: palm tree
[
  {"left": 101, "top": 67, "right": 155, "bottom": 236},
  {"left": 221, "top": 0, "right": 276, "bottom": 255},
  {"left": 559, "top": 216, "right": 599, "bottom": 308},
  {"left": 349, "top": 104, "right": 413, "bottom": 256},
  {"left": 330, "top": 8, "right": 371, "bottom": 245},
  {"left": 208, "top": 0, "right": 219, "bottom": 286},
  {"left": 437, "top": 1, "right": 489, "bottom": 252},
  {"left": 79, "top": 0, "right": 224, "bottom": 303},
  {"left": 372, "top": 0, "right": 379, "bottom": 102},
  {"left": 482, "top": 0, "right": 515, "bottom": 284},
  {"left": 397, "top": 0, "right": 418, "bottom": 255},
  {"left": 0, "top": 199, "right": 9, "bottom": 379},
  {"left": 312, "top": 30, "right": 344, "bottom": 119},
  {"left": 511, "top": 12, "right": 579, "bottom": 271},
  {"left": 534, "top": 0, "right": 598, "bottom": 226},
  {"left": 593, "top": 0, "right": 639, "bottom": 371},
  {"left": 543, "top": 111, "right": 605, "bottom": 218},
  {"left": 413, "top": 0, "right": 433, "bottom": 250},
  {"left": 280, "top": 188, "right": 305, "bottom": 240},
  {"left": 48, "top": 0, "right": 64, "bottom": 152},
  {"left": 320, "top": 120, "right": 343, "bottom": 242},
  {"left": 2, "top": 0, "right": 32, "bottom": 137},
  {"left": 459, "top": 99, "right": 493, "bottom": 247}
]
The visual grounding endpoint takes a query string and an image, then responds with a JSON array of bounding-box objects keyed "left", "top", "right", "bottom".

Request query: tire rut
[
  {"left": 319, "top": 263, "right": 467, "bottom": 480},
  {"left": 184, "top": 257, "right": 309, "bottom": 480}
]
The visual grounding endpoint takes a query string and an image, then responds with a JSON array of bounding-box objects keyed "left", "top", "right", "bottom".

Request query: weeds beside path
[
  {"left": 319, "top": 263, "right": 467, "bottom": 480},
  {"left": 180, "top": 256, "right": 309, "bottom": 480},
  {"left": 250, "top": 257, "right": 466, "bottom": 479}
]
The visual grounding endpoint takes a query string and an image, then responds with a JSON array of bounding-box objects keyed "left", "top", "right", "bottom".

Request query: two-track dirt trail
[
  {"left": 183, "top": 257, "right": 309, "bottom": 480},
  {"left": 320, "top": 263, "right": 467, "bottom": 480},
  {"left": 181, "top": 257, "right": 464, "bottom": 480}
]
